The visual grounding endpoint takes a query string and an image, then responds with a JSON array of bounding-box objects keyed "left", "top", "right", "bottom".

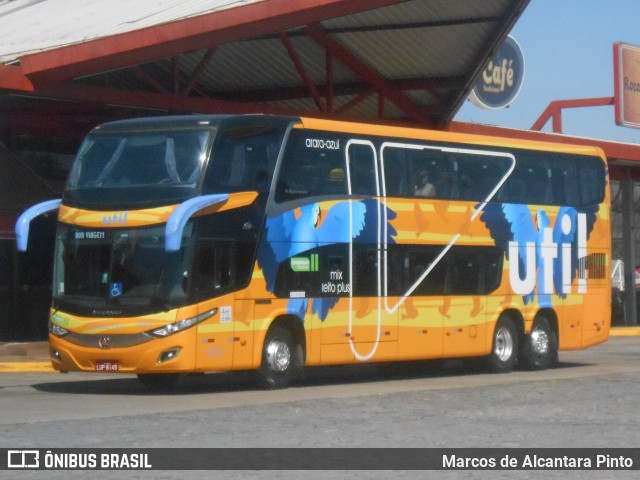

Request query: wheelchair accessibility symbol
[{"left": 110, "top": 282, "right": 123, "bottom": 297}]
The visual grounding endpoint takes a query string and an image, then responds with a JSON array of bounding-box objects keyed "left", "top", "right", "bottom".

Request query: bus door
[
  {"left": 193, "top": 239, "right": 239, "bottom": 371},
  {"left": 195, "top": 295, "right": 235, "bottom": 371},
  {"left": 194, "top": 296, "right": 254, "bottom": 371}
]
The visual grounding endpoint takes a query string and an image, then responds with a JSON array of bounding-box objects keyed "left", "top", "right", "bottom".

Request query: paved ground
[{"left": 0, "top": 334, "right": 639, "bottom": 479}]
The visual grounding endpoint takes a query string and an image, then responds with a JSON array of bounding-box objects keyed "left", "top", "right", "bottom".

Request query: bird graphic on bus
[
  {"left": 257, "top": 199, "right": 397, "bottom": 321},
  {"left": 479, "top": 202, "right": 598, "bottom": 306}
]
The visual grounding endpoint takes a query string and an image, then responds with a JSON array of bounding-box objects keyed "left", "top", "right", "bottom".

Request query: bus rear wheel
[
  {"left": 257, "top": 325, "right": 302, "bottom": 390},
  {"left": 486, "top": 316, "right": 518, "bottom": 373},
  {"left": 520, "top": 317, "right": 558, "bottom": 370}
]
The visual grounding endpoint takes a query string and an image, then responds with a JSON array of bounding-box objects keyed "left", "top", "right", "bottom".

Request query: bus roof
[
  {"left": 90, "top": 114, "right": 300, "bottom": 133},
  {"left": 87, "top": 113, "right": 605, "bottom": 160},
  {"left": 297, "top": 116, "right": 606, "bottom": 159}
]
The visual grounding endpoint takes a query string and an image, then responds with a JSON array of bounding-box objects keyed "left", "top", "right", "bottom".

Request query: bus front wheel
[
  {"left": 486, "top": 316, "right": 518, "bottom": 373},
  {"left": 520, "top": 317, "right": 558, "bottom": 370},
  {"left": 258, "top": 325, "right": 302, "bottom": 390}
]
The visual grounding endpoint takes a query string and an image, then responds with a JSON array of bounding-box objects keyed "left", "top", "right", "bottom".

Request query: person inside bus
[
  {"left": 414, "top": 169, "right": 436, "bottom": 197},
  {"left": 435, "top": 170, "right": 456, "bottom": 198}
]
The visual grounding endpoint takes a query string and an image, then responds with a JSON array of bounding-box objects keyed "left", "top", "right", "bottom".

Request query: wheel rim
[
  {"left": 530, "top": 327, "right": 549, "bottom": 356},
  {"left": 266, "top": 338, "right": 291, "bottom": 373},
  {"left": 494, "top": 326, "right": 514, "bottom": 362}
]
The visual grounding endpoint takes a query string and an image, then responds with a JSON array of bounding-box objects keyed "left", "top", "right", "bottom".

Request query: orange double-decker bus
[{"left": 17, "top": 115, "right": 610, "bottom": 389}]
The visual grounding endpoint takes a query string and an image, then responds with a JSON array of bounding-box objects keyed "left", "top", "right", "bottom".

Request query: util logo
[
  {"left": 102, "top": 212, "right": 128, "bottom": 226},
  {"left": 508, "top": 212, "right": 587, "bottom": 296}
]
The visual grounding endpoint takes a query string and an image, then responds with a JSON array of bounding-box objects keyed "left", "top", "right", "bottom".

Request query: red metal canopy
[
  {"left": 3, "top": 1, "right": 639, "bottom": 173},
  {"left": 0, "top": 0, "right": 530, "bottom": 144}
]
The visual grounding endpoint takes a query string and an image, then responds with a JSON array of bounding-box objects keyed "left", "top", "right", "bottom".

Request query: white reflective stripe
[{"left": 345, "top": 139, "right": 381, "bottom": 361}]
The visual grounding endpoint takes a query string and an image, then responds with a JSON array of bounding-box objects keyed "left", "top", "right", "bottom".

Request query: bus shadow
[
  {"left": 32, "top": 359, "right": 591, "bottom": 396},
  {"left": 32, "top": 371, "right": 258, "bottom": 396}
]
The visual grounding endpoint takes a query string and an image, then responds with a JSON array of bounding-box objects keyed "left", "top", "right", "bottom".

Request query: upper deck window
[
  {"left": 201, "top": 125, "right": 285, "bottom": 194},
  {"left": 275, "top": 130, "right": 347, "bottom": 203},
  {"left": 65, "top": 128, "right": 212, "bottom": 208}
]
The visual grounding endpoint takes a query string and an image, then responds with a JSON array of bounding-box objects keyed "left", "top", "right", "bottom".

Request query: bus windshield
[
  {"left": 65, "top": 128, "right": 212, "bottom": 208},
  {"left": 53, "top": 223, "right": 194, "bottom": 316}
]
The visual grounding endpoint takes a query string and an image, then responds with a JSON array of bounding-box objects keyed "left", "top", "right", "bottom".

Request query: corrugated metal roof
[
  {"left": 322, "top": 0, "right": 509, "bottom": 80},
  {"left": 0, "top": 0, "right": 529, "bottom": 129},
  {"left": 0, "top": 0, "right": 263, "bottom": 63}
]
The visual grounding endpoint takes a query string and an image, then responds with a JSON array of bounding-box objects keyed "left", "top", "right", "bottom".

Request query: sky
[{"left": 454, "top": 0, "right": 640, "bottom": 144}]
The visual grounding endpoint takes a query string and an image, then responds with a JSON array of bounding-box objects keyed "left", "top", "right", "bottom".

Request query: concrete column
[{"left": 622, "top": 169, "right": 638, "bottom": 326}]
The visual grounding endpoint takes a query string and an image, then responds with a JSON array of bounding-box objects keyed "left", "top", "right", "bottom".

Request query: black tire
[
  {"left": 520, "top": 317, "right": 558, "bottom": 370},
  {"left": 257, "top": 325, "right": 303, "bottom": 390},
  {"left": 486, "top": 316, "right": 518, "bottom": 373},
  {"left": 137, "top": 373, "right": 179, "bottom": 391}
]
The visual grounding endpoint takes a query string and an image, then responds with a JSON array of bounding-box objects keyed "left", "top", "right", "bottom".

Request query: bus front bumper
[{"left": 48, "top": 329, "right": 197, "bottom": 374}]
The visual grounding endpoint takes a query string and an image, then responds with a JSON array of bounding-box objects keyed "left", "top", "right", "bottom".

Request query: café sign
[{"left": 469, "top": 36, "right": 525, "bottom": 110}]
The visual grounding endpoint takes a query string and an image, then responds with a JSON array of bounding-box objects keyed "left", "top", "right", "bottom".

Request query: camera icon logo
[{"left": 7, "top": 450, "right": 40, "bottom": 468}]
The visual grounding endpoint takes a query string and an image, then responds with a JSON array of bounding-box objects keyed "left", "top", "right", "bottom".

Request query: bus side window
[
  {"left": 204, "top": 126, "right": 284, "bottom": 194},
  {"left": 522, "top": 162, "right": 551, "bottom": 204},
  {"left": 388, "top": 245, "right": 505, "bottom": 297},
  {"left": 483, "top": 248, "right": 503, "bottom": 293},
  {"left": 382, "top": 147, "right": 408, "bottom": 197},
  {"left": 226, "top": 145, "right": 247, "bottom": 188},
  {"left": 456, "top": 153, "right": 510, "bottom": 201},
  {"left": 409, "top": 149, "right": 457, "bottom": 200},
  {"left": 408, "top": 149, "right": 437, "bottom": 198},
  {"left": 504, "top": 155, "right": 552, "bottom": 205},
  {"left": 276, "top": 157, "right": 312, "bottom": 200},
  {"left": 503, "top": 169, "right": 527, "bottom": 204},
  {"left": 446, "top": 249, "right": 481, "bottom": 295},
  {"left": 434, "top": 169, "right": 458, "bottom": 200},
  {"left": 323, "top": 162, "right": 346, "bottom": 195},
  {"left": 251, "top": 141, "right": 279, "bottom": 193},
  {"left": 275, "top": 132, "right": 346, "bottom": 201},
  {"left": 173, "top": 133, "right": 205, "bottom": 184},
  {"left": 550, "top": 161, "right": 579, "bottom": 205},
  {"left": 202, "top": 136, "right": 236, "bottom": 192},
  {"left": 404, "top": 246, "right": 447, "bottom": 295},
  {"left": 382, "top": 145, "right": 464, "bottom": 200},
  {"left": 579, "top": 157, "right": 606, "bottom": 205},
  {"left": 348, "top": 143, "right": 377, "bottom": 196},
  {"left": 444, "top": 247, "right": 503, "bottom": 295},
  {"left": 353, "top": 246, "right": 378, "bottom": 296},
  {"left": 192, "top": 239, "right": 235, "bottom": 300},
  {"left": 352, "top": 244, "right": 402, "bottom": 297}
]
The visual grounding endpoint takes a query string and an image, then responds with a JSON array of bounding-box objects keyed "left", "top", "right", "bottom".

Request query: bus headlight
[
  {"left": 149, "top": 308, "right": 217, "bottom": 337},
  {"left": 48, "top": 321, "right": 69, "bottom": 337}
]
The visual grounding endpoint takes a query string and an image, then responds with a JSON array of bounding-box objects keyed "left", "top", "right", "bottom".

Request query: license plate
[{"left": 95, "top": 360, "right": 119, "bottom": 372}]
